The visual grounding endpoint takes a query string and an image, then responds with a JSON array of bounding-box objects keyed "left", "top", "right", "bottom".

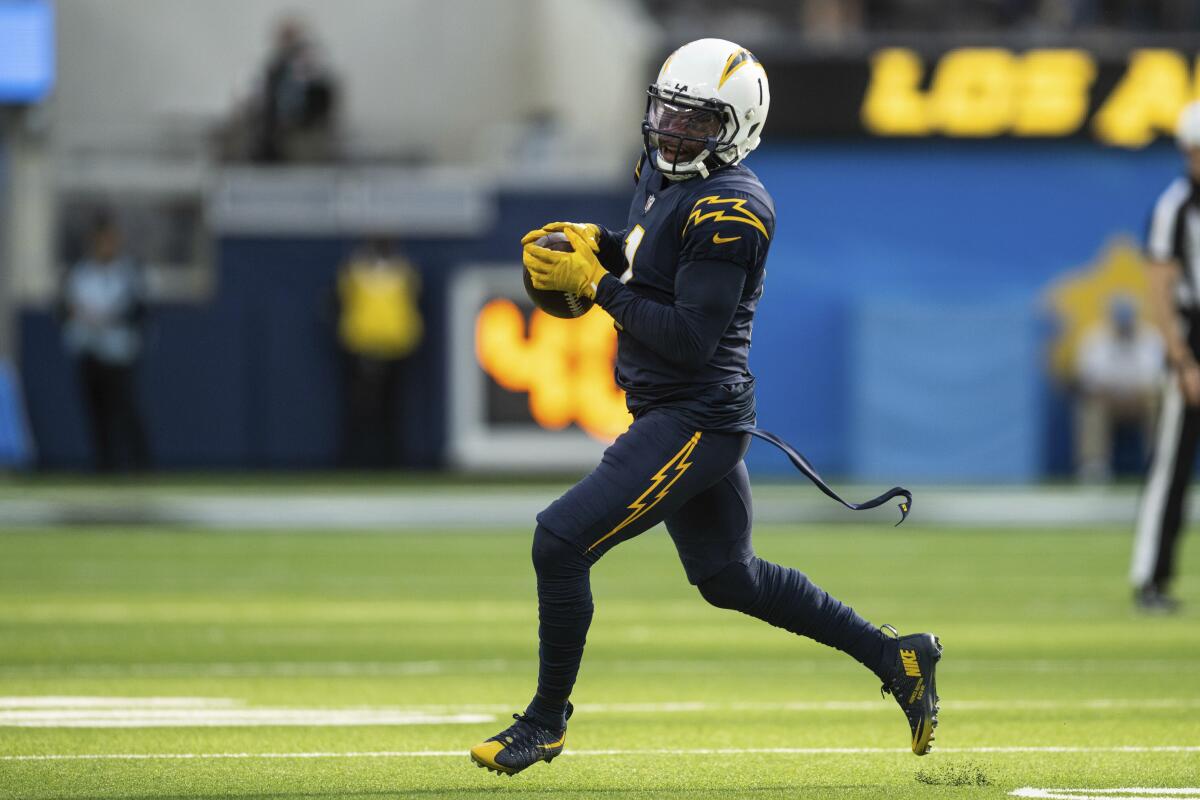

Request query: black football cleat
[
  {"left": 1135, "top": 584, "right": 1180, "bottom": 614},
  {"left": 470, "top": 703, "right": 572, "bottom": 776},
  {"left": 880, "top": 625, "right": 942, "bottom": 756}
]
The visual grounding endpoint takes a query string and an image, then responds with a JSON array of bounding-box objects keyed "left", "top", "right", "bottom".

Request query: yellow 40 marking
[{"left": 862, "top": 47, "right": 1200, "bottom": 148}]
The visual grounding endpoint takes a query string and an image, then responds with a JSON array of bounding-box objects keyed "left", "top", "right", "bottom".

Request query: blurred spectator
[
  {"left": 335, "top": 241, "right": 423, "bottom": 468},
  {"left": 59, "top": 216, "right": 150, "bottom": 472},
  {"left": 802, "top": 0, "right": 864, "bottom": 41},
  {"left": 1073, "top": 297, "right": 1164, "bottom": 482},
  {"left": 218, "top": 16, "right": 340, "bottom": 163},
  {"left": 256, "top": 17, "right": 338, "bottom": 162}
]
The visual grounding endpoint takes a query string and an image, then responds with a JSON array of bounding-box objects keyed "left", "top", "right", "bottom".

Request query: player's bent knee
[
  {"left": 531, "top": 524, "right": 587, "bottom": 576},
  {"left": 697, "top": 559, "right": 760, "bottom": 611}
]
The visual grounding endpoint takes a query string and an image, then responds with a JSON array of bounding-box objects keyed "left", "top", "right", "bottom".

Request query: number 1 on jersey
[{"left": 621, "top": 225, "right": 645, "bottom": 284}]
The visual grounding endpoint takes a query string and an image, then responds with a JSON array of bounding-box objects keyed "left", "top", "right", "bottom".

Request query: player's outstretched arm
[{"left": 595, "top": 259, "right": 745, "bottom": 369}]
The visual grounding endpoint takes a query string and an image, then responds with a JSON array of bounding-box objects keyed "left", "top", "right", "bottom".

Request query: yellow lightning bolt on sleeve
[{"left": 684, "top": 196, "right": 769, "bottom": 238}]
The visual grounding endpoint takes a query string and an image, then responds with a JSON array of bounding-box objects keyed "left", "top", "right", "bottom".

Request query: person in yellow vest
[{"left": 336, "top": 241, "right": 422, "bottom": 467}]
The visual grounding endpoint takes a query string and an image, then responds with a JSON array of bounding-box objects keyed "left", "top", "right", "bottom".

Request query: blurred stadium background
[
  {"left": 3, "top": 0, "right": 1198, "bottom": 484},
  {"left": 0, "top": 2, "right": 1198, "bottom": 798}
]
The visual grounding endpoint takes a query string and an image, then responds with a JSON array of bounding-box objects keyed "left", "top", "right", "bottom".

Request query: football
[{"left": 522, "top": 231, "right": 595, "bottom": 319}]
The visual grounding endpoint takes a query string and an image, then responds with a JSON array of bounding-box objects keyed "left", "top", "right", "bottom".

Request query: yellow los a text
[
  {"left": 863, "top": 47, "right": 1198, "bottom": 147},
  {"left": 475, "top": 300, "right": 632, "bottom": 441}
]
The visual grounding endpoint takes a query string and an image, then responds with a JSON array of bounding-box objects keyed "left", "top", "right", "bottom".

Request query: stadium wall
[
  {"left": 19, "top": 188, "right": 631, "bottom": 469},
  {"left": 745, "top": 141, "right": 1178, "bottom": 479},
  {"left": 18, "top": 142, "right": 1180, "bottom": 477}
]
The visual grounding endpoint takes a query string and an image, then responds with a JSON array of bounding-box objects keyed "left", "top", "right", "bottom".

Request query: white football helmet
[
  {"left": 643, "top": 38, "right": 770, "bottom": 179},
  {"left": 1178, "top": 100, "right": 1200, "bottom": 149}
]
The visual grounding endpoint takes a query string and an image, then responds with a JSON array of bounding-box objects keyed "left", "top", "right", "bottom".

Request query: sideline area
[{"left": 0, "top": 475, "right": 1164, "bottom": 529}]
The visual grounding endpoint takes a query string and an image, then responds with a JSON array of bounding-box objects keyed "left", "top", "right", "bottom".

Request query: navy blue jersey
[{"left": 592, "top": 156, "right": 775, "bottom": 431}]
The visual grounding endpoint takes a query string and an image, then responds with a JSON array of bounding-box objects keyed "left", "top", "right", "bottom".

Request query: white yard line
[
  {"left": 2, "top": 658, "right": 1197, "bottom": 678},
  {"left": 0, "top": 696, "right": 496, "bottom": 728},
  {"left": 0, "top": 695, "right": 1197, "bottom": 728},
  {"left": 421, "top": 698, "right": 1200, "bottom": 714},
  {"left": 2, "top": 746, "right": 1198, "bottom": 762},
  {"left": 1013, "top": 791, "right": 1200, "bottom": 796},
  {"left": 1012, "top": 789, "right": 1200, "bottom": 800},
  {"left": 0, "top": 660, "right": 514, "bottom": 678},
  {"left": 0, "top": 710, "right": 495, "bottom": 728},
  {"left": 0, "top": 696, "right": 237, "bottom": 709}
]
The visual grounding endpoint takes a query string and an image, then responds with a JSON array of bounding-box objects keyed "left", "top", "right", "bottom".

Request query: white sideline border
[
  {"left": 0, "top": 484, "right": 1174, "bottom": 529},
  {"left": 3, "top": 745, "right": 1199, "bottom": 762}
]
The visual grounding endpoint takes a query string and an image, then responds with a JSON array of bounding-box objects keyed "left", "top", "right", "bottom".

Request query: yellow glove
[
  {"left": 520, "top": 221, "right": 601, "bottom": 253},
  {"left": 524, "top": 226, "right": 607, "bottom": 300}
]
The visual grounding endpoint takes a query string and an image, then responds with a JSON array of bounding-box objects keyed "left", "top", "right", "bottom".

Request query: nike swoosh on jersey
[{"left": 712, "top": 233, "right": 742, "bottom": 244}]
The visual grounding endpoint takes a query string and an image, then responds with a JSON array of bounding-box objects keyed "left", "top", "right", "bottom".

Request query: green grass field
[{"left": 0, "top": 521, "right": 1196, "bottom": 799}]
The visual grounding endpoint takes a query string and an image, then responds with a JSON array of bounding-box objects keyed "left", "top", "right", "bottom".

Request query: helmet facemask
[{"left": 642, "top": 85, "right": 738, "bottom": 179}]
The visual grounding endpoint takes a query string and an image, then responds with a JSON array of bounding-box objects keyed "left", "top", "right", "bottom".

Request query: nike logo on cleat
[{"left": 900, "top": 648, "right": 922, "bottom": 677}]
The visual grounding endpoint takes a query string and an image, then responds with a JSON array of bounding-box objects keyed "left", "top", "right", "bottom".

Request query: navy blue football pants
[{"left": 527, "top": 409, "right": 894, "bottom": 729}]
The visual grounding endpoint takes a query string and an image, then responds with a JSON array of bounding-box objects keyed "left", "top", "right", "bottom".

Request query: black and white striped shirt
[{"left": 1147, "top": 177, "right": 1200, "bottom": 313}]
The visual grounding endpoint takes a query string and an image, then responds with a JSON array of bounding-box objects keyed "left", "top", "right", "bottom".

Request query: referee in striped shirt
[{"left": 1132, "top": 101, "right": 1200, "bottom": 612}]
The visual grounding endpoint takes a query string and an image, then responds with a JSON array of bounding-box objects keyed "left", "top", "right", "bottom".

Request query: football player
[{"left": 469, "top": 38, "right": 941, "bottom": 776}]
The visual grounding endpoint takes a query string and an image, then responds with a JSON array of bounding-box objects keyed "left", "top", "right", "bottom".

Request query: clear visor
[
  {"left": 647, "top": 98, "right": 723, "bottom": 165},
  {"left": 647, "top": 98, "right": 722, "bottom": 140}
]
